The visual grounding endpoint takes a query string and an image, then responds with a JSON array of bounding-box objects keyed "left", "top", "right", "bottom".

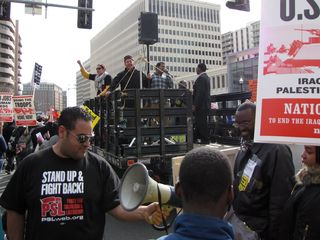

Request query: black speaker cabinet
[{"left": 138, "top": 12, "right": 158, "bottom": 45}]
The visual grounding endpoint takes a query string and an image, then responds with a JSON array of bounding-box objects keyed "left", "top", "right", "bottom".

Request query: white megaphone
[{"left": 120, "top": 163, "right": 181, "bottom": 211}]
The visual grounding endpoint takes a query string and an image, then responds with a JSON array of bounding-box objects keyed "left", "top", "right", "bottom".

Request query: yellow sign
[{"left": 82, "top": 105, "right": 100, "bottom": 129}]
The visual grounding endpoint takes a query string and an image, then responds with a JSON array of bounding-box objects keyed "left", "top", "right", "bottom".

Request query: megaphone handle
[{"left": 157, "top": 183, "right": 169, "bottom": 235}]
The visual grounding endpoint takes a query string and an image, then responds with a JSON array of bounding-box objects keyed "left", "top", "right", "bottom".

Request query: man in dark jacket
[
  {"left": 103, "top": 55, "right": 151, "bottom": 127},
  {"left": 105, "top": 55, "right": 150, "bottom": 94},
  {"left": 193, "top": 63, "right": 211, "bottom": 144},
  {"left": 232, "top": 102, "right": 295, "bottom": 240}
]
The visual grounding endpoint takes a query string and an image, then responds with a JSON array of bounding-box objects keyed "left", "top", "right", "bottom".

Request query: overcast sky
[{"left": 11, "top": 0, "right": 261, "bottom": 106}]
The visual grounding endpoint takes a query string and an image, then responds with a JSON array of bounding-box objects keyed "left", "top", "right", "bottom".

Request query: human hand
[
  {"left": 147, "top": 73, "right": 152, "bottom": 80},
  {"left": 143, "top": 202, "right": 170, "bottom": 225}
]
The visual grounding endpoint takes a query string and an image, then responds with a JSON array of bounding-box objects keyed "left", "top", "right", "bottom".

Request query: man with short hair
[
  {"left": 193, "top": 63, "right": 211, "bottom": 144},
  {"left": 150, "top": 62, "right": 173, "bottom": 89},
  {"left": 77, "top": 60, "right": 112, "bottom": 95},
  {"left": 157, "top": 146, "right": 234, "bottom": 240},
  {"left": 0, "top": 106, "right": 161, "bottom": 240},
  {"left": 148, "top": 62, "right": 174, "bottom": 127},
  {"left": 104, "top": 55, "right": 150, "bottom": 95},
  {"left": 232, "top": 102, "right": 295, "bottom": 240}
]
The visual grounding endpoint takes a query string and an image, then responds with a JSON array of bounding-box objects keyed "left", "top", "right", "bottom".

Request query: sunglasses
[{"left": 68, "top": 131, "right": 94, "bottom": 144}]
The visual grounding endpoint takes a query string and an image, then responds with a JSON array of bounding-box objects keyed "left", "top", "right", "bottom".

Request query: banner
[
  {"left": 32, "top": 62, "right": 42, "bottom": 89},
  {"left": 82, "top": 105, "right": 100, "bottom": 129},
  {"left": 255, "top": 0, "right": 320, "bottom": 145},
  {"left": 13, "top": 95, "right": 37, "bottom": 126},
  {"left": 0, "top": 93, "right": 13, "bottom": 122}
]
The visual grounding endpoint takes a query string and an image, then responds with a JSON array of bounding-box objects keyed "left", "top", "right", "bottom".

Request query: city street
[{"left": 103, "top": 214, "right": 170, "bottom": 240}]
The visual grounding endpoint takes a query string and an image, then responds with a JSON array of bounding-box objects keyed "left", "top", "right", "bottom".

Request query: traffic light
[
  {"left": 0, "top": 2, "right": 11, "bottom": 21},
  {"left": 77, "top": 0, "right": 92, "bottom": 29},
  {"left": 226, "top": 0, "right": 250, "bottom": 12}
]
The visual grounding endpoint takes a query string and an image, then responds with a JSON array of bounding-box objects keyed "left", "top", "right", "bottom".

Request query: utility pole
[{"left": 3, "top": 0, "right": 94, "bottom": 29}]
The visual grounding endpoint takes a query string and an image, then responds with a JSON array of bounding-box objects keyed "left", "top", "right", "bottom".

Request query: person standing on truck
[
  {"left": 193, "top": 63, "right": 211, "bottom": 144},
  {"left": 232, "top": 102, "right": 295, "bottom": 240},
  {"left": 102, "top": 55, "right": 151, "bottom": 127},
  {"left": 102, "top": 55, "right": 150, "bottom": 97},
  {"left": 150, "top": 62, "right": 173, "bottom": 90},
  {"left": 77, "top": 60, "right": 112, "bottom": 96},
  {"left": 148, "top": 61, "right": 174, "bottom": 127},
  {"left": 0, "top": 106, "right": 164, "bottom": 240}
]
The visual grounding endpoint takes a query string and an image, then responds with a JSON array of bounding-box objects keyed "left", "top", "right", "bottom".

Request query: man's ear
[{"left": 58, "top": 125, "right": 67, "bottom": 138}]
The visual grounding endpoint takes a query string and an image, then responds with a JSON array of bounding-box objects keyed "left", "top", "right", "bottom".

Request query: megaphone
[{"left": 120, "top": 163, "right": 181, "bottom": 211}]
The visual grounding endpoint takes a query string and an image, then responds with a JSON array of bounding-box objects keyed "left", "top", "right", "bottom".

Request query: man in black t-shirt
[{"left": 0, "top": 107, "right": 162, "bottom": 240}]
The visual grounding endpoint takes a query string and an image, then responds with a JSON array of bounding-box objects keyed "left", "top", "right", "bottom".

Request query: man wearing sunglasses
[
  {"left": 0, "top": 107, "right": 163, "bottom": 240},
  {"left": 77, "top": 60, "right": 112, "bottom": 96}
]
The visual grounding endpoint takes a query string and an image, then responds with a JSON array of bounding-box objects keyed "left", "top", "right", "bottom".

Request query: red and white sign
[
  {"left": 0, "top": 93, "right": 13, "bottom": 122},
  {"left": 13, "top": 95, "right": 37, "bottom": 126},
  {"left": 255, "top": 0, "right": 320, "bottom": 145}
]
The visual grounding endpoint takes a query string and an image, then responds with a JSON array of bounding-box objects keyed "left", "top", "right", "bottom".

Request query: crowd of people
[
  {"left": 0, "top": 56, "right": 318, "bottom": 240},
  {"left": 0, "top": 117, "right": 59, "bottom": 175},
  {"left": 77, "top": 55, "right": 210, "bottom": 144},
  {"left": 156, "top": 102, "right": 319, "bottom": 240}
]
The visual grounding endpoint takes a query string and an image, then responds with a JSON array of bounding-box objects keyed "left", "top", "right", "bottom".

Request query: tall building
[
  {"left": 222, "top": 20, "right": 260, "bottom": 64},
  {"left": 81, "top": 0, "right": 223, "bottom": 99},
  {"left": 226, "top": 47, "right": 259, "bottom": 93},
  {"left": 0, "top": 20, "right": 22, "bottom": 95},
  {"left": 22, "top": 82, "right": 64, "bottom": 113},
  {"left": 62, "top": 90, "right": 67, "bottom": 109}
]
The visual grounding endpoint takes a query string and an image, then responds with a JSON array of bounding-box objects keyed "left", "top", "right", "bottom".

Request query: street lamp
[{"left": 239, "top": 77, "right": 244, "bottom": 92}]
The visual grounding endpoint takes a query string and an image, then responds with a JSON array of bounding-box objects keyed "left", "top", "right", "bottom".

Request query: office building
[
  {"left": 80, "top": 0, "right": 223, "bottom": 99},
  {"left": 62, "top": 90, "right": 67, "bottom": 109},
  {"left": 226, "top": 47, "right": 259, "bottom": 93},
  {"left": 222, "top": 20, "right": 260, "bottom": 64},
  {"left": 22, "top": 82, "right": 64, "bottom": 113},
  {"left": 0, "top": 20, "right": 22, "bottom": 95}
]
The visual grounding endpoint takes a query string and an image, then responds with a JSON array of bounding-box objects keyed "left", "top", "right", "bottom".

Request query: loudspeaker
[
  {"left": 120, "top": 163, "right": 181, "bottom": 211},
  {"left": 138, "top": 12, "right": 158, "bottom": 45}
]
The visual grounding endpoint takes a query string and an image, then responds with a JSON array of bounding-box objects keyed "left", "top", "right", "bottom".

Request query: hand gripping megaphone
[{"left": 120, "top": 163, "right": 181, "bottom": 211}]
